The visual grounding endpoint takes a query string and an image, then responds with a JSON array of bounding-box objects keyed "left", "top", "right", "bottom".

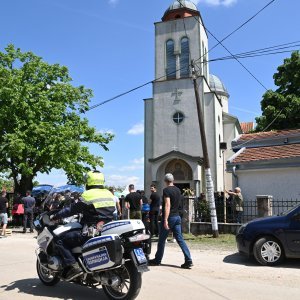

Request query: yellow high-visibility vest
[{"left": 82, "top": 188, "right": 115, "bottom": 209}]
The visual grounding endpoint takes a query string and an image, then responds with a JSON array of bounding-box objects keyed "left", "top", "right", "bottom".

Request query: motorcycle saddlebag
[{"left": 82, "top": 234, "right": 122, "bottom": 271}]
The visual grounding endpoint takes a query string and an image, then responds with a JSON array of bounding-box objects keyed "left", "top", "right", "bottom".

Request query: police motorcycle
[{"left": 34, "top": 210, "right": 151, "bottom": 299}]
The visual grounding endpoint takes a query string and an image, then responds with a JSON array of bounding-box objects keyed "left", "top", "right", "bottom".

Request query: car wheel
[{"left": 253, "top": 236, "right": 284, "bottom": 266}]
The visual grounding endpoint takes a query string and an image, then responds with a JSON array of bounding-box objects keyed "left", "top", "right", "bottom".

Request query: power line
[
  {"left": 232, "top": 109, "right": 284, "bottom": 150},
  {"left": 178, "top": 0, "right": 270, "bottom": 90},
  {"left": 216, "top": 42, "right": 300, "bottom": 60},
  {"left": 87, "top": 42, "right": 298, "bottom": 111},
  {"left": 88, "top": 81, "right": 153, "bottom": 110},
  {"left": 210, "top": 48, "right": 300, "bottom": 62},
  {"left": 213, "top": 0, "right": 277, "bottom": 51},
  {"left": 88, "top": 0, "right": 278, "bottom": 111},
  {"left": 194, "top": 0, "right": 278, "bottom": 64}
]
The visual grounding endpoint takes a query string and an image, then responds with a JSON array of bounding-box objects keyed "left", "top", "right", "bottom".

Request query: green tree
[
  {"left": 0, "top": 45, "right": 113, "bottom": 194},
  {"left": 0, "top": 173, "right": 14, "bottom": 192},
  {"left": 256, "top": 51, "right": 300, "bottom": 131}
]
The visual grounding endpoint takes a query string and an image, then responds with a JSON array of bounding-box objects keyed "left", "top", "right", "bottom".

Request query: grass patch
[{"left": 183, "top": 233, "right": 236, "bottom": 248}]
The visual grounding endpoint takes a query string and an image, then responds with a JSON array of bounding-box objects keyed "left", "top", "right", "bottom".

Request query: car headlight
[{"left": 238, "top": 223, "right": 248, "bottom": 234}]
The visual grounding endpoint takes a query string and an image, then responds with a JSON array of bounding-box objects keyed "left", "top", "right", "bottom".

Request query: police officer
[{"left": 51, "top": 170, "right": 115, "bottom": 281}]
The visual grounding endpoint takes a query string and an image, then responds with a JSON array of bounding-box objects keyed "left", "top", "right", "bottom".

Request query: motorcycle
[{"left": 34, "top": 212, "right": 151, "bottom": 300}]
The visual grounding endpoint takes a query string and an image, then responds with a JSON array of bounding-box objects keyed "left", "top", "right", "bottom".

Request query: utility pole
[{"left": 191, "top": 60, "right": 219, "bottom": 238}]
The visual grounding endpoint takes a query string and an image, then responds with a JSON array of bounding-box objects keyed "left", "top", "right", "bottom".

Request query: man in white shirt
[{"left": 109, "top": 188, "right": 121, "bottom": 220}]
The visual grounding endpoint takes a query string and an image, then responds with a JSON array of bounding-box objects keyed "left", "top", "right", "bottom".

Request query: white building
[
  {"left": 227, "top": 129, "right": 300, "bottom": 201},
  {"left": 144, "top": 1, "right": 242, "bottom": 196}
]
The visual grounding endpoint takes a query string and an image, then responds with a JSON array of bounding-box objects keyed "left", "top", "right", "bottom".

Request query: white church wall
[
  {"left": 144, "top": 98, "right": 154, "bottom": 192},
  {"left": 214, "top": 97, "right": 224, "bottom": 191},
  {"left": 236, "top": 167, "right": 300, "bottom": 201},
  {"left": 224, "top": 122, "right": 240, "bottom": 190},
  {"left": 152, "top": 79, "right": 204, "bottom": 158},
  {"left": 203, "top": 92, "right": 217, "bottom": 189}
]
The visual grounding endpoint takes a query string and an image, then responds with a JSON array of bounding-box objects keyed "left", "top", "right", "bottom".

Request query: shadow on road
[
  {"left": 160, "top": 263, "right": 182, "bottom": 269},
  {"left": 1, "top": 278, "right": 109, "bottom": 300},
  {"left": 223, "top": 252, "right": 300, "bottom": 269}
]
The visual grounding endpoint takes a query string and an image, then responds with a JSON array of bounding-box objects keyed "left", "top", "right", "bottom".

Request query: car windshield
[{"left": 280, "top": 204, "right": 300, "bottom": 216}]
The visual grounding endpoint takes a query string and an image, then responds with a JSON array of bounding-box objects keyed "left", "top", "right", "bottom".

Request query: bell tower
[
  {"left": 144, "top": 1, "right": 225, "bottom": 196},
  {"left": 155, "top": 0, "right": 209, "bottom": 81}
]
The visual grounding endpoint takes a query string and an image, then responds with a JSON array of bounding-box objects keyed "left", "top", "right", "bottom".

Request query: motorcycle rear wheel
[
  {"left": 36, "top": 260, "right": 60, "bottom": 286},
  {"left": 102, "top": 260, "right": 142, "bottom": 300}
]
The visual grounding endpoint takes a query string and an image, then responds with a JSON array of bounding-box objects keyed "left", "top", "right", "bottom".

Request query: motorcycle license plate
[{"left": 133, "top": 248, "right": 147, "bottom": 265}]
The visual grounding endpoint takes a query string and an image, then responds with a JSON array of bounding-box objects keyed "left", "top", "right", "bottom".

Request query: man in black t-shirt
[
  {"left": 125, "top": 184, "right": 142, "bottom": 219},
  {"left": 149, "top": 174, "right": 193, "bottom": 269},
  {"left": 0, "top": 191, "right": 9, "bottom": 237},
  {"left": 149, "top": 184, "right": 161, "bottom": 236}
]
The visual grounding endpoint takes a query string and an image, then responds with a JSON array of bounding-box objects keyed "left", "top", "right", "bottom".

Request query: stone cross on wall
[{"left": 172, "top": 88, "right": 183, "bottom": 103}]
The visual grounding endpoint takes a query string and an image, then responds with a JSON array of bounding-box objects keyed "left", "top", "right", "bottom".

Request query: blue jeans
[
  {"left": 155, "top": 215, "right": 192, "bottom": 263},
  {"left": 56, "top": 230, "right": 88, "bottom": 266},
  {"left": 113, "top": 212, "right": 118, "bottom": 221}
]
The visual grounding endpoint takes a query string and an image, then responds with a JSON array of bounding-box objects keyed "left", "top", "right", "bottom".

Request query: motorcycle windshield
[{"left": 43, "top": 184, "right": 85, "bottom": 212}]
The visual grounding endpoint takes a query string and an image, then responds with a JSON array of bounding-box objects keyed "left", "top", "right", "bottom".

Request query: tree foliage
[
  {"left": 0, "top": 173, "right": 14, "bottom": 192},
  {"left": 0, "top": 45, "right": 113, "bottom": 194},
  {"left": 256, "top": 51, "right": 300, "bottom": 131}
]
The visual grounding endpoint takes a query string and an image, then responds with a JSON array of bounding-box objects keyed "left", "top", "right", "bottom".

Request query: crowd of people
[
  {"left": 194, "top": 188, "right": 244, "bottom": 224},
  {"left": 0, "top": 169, "right": 244, "bottom": 273}
]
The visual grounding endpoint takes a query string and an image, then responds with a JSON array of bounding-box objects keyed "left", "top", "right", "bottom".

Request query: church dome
[
  {"left": 209, "top": 74, "right": 229, "bottom": 97},
  {"left": 162, "top": 1, "right": 199, "bottom": 21},
  {"left": 167, "top": 0, "right": 198, "bottom": 12}
]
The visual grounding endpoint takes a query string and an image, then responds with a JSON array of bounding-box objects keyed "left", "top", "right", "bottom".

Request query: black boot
[
  {"left": 148, "top": 259, "right": 161, "bottom": 266},
  {"left": 181, "top": 261, "right": 193, "bottom": 269},
  {"left": 65, "top": 263, "right": 83, "bottom": 281}
]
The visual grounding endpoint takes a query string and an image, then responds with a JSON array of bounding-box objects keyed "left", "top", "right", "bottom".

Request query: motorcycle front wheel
[
  {"left": 102, "top": 260, "right": 142, "bottom": 300},
  {"left": 36, "top": 259, "right": 60, "bottom": 286}
]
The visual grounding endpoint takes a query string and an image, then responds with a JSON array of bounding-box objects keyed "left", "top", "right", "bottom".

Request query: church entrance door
[{"left": 175, "top": 183, "right": 190, "bottom": 193}]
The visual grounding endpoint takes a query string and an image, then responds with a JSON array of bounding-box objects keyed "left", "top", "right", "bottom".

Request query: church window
[
  {"left": 166, "top": 40, "right": 176, "bottom": 80},
  {"left": 173, "top": 112, "right": 185, "bottom": 124},
  {"left": 180, "top": 37, "right": 190, "bottom": 78}
]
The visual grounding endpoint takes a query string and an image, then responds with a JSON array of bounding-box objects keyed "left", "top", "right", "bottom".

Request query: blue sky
[{"left": 0, "top": 0, "right": 299, "bottom": 189}]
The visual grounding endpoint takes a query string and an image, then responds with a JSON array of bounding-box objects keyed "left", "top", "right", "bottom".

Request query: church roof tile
[
  {"left": 232, "top": 144, "right": 300, "bottom": 164},
  {"left": 238, "top": 129, "right": 300, "bottom": 142},
  {"left": 240, "top": 122, "right": 254, "bottom": 134}
]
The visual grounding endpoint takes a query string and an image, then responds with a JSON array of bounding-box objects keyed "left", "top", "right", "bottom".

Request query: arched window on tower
[
  {"left": 166, "top": 40, "right": 176, "bottom": 80},
  {"left": 180, "top": 37, "right": 190, "bottom": 78}
]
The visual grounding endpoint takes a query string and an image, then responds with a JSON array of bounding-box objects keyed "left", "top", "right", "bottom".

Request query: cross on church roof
[
  {"left": 172, "top": 88, "right": 183, "bottom": 102},
  {"left": 172, "top": 145, "right": 179, "bottom": 151}
]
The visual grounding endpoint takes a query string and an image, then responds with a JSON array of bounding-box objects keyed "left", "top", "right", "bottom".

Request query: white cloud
[
  {"left": 195, "top": 0, "right": 238, "bottom": 7},
  {"left": 132, "top": 157, "right": 144, "bottom": 165},
  {"left": 119, "top": 157, "right": 144, "bottom": 172},
  {"left": 127, "top": 121, "right": 144, "bottom": 135},
  {"left": 106, "top": 175, "right": 142, "bottom": 188},
  {"left": 108, "top": 0, "right": 119, "bottom": 6},
  {"left": 119, "top": 165, "right": 143, "bottom": 172}
]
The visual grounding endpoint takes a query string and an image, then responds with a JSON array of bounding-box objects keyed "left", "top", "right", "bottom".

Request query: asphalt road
[{"left": 1, "top": 234, "right": 300, "bottom": 300}]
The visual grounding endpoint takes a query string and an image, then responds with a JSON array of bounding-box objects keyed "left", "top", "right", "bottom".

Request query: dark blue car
[{"left": 236, "top": 204, "right": 300, "bottom": 266}]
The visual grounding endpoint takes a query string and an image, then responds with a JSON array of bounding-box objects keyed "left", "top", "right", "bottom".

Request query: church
[{"left": 144, "top": 0, "right": 242, "bottom": 196}]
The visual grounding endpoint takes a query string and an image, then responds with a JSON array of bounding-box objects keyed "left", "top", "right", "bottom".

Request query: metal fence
[{"left": 191, "top": 198, "right": 300, "bottom": 224}]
